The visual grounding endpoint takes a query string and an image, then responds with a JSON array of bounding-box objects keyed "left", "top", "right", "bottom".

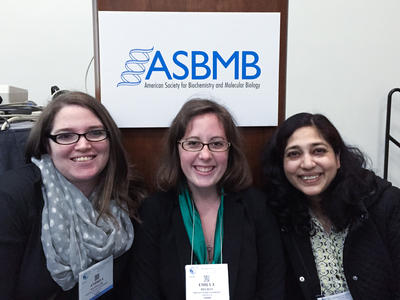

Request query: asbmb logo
[{"left": 117, "top": 47, "right": 261, "bottom": 87}]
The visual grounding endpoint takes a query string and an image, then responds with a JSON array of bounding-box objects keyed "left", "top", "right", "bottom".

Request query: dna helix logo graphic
[{"left": 117, "top": 47, "right": 154, "bottom": 87}]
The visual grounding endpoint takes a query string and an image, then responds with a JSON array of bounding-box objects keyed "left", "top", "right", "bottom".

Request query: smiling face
[
  {"left": 178, "top": 113, "right": 229, "bottom": 196},
  {"left": 48, "top": 105, "right": 110, "bottom": 196},
  {"left": 283, "top": 126, "right": 340, "bottom": 201}
]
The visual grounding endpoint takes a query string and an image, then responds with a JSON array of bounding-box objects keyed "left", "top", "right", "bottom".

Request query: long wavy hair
[
  {"left": 25, "top": 91, "right": 145, "bottom": 221},
  {"left": 157, "top": 98, "right": 252, "bottom": 193},
  {"left": 262, "top": 113, "right": 376, "bottom": 234}
]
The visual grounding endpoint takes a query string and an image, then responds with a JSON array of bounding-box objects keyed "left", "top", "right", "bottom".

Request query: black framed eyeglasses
[
  {"left": 48, "top": 129, "right": 109, "bottom": 145},
  {"left": 178, "top": 140, "right": 231, "bottom": 152}
]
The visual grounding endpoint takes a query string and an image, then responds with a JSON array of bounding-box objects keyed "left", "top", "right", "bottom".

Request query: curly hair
[
  {"left": 262, "top": 112, "right": 376, "bottom": 235},
  {"left": 25, "top": 91, "right": 146, "bottom": 221},
  {"left": 157, "top": 98, "right": 252, "bottom": 193}
]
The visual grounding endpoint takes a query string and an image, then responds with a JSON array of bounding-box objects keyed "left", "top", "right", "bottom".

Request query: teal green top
[{"left": 178, "top": 187, "right": 224, "bottom": 264}]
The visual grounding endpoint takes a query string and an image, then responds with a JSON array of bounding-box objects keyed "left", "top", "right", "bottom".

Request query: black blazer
[
  {"left": 0, "top": 164, "right": 132, "bottom": 300},
  {"left": 131, "top": 187, "right": 285, "bottom": 300},
  {"left": 281, "top": 176, "right": 400, "bottom": 300}
]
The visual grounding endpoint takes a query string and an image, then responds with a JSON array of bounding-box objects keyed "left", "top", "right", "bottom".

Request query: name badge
[
  {"left": 317, "top": 291, "right": 353, "bottom": 300},
  {"left": 79, "top": 255, "right": 113, "bottom": 300},
  {"left": 185, "top": 263, "right": 229, "bottom": 300}
]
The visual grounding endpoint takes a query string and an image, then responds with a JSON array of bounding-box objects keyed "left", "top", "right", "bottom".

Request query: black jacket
[
  {"left": 282, "top": 176, "right": 400, "bottom": 300},
  {"left": 131, "top": 187, "right": 285, "bottom": 300},
  {"left": 0, "top": 164, "right": 132, "bottom": 300}
]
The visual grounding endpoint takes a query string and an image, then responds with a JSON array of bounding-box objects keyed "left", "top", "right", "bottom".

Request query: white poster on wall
[{"left": 98, "top": 11, "right": 280, "bottom": 127}]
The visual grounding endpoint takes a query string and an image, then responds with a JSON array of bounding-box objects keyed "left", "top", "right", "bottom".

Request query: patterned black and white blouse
[{"left": 310, "top": 215, "right": 349, "bottom": 296}]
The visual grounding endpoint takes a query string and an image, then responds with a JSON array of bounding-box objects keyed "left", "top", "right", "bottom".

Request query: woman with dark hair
[
  {"left": 0, "top": 91, "right": 145, "bottom": 299},
  {"left": 131, "top": 98, "right": 285, "bottom": 300},
  {"left": 263, "top": 112, "right": 400, "bottom": 300}
]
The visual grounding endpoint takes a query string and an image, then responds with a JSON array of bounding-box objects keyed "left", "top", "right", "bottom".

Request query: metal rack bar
[{"left": 383, "top": 88, "right": 400, "bottom": 179}]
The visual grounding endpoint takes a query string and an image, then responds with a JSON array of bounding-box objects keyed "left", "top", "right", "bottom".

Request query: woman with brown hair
[
  {"left": 0, "top": 91, "right": 145, "bottom": 299},
  {"left": 131, "top": 98, "right": 285, "bottom": 300}
]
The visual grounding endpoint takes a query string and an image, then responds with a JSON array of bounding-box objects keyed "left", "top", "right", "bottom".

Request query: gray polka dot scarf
[{"left": 32, "top": 155, "right": 134, "bottom": 291}]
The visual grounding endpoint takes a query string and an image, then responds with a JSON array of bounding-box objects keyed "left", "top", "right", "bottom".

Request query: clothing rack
[
  {"left": 0, "top": 102, "right": 42, "bottom": 131},
  {"left": 383, "top": 88, "right": 400, "bottom": 179}
]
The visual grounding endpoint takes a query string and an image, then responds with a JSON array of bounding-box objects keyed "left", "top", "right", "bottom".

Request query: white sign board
[{"left": 98, "top": 11, "right": 280, "bottom": 127}]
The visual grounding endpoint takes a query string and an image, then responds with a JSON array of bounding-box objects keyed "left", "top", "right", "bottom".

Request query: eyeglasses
[
  {"left": 48, "top": 129, "right": 109, "bottom": 145},
  {"left": 178, "top": 140, "right": 231, "bottom": 152}
]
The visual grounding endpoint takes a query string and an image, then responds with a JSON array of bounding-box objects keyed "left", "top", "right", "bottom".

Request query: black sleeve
[
  {"left": 130, "top": 195, "right": 163, "bottom": 300},
  {"left": 0, "top": 189, "right": 29, "bottom": 299},
  {"left": 252, "top": 189, "right": 286, "bottom": 300},
  {"left": 384, "top": 187, "right": 400, "bottom": 298}
]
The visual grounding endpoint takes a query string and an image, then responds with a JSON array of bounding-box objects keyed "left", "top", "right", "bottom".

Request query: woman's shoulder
[
  {"left": 139, "top": 189, "right": 178, "bottom": 215},
  {"left": 368, "top": 175, "right": 400, "bottom": 209},
  {"left": 364, "top": 172, "right": 397, "bottom": 199},
  {"left": 228, "top": 186, "right": 266, "bottom": 198},
  {"left": 226, "top": 186, "right": 271, "bottom": 216},
  {"left": 0, "top": 164, "right": 42, "bottom": 230},
  {"left": 0, "top": 163, "right": 41, "bottom": 195},
  {"left": 144, "top": 189, "right": 177, "bottom": 203}
]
